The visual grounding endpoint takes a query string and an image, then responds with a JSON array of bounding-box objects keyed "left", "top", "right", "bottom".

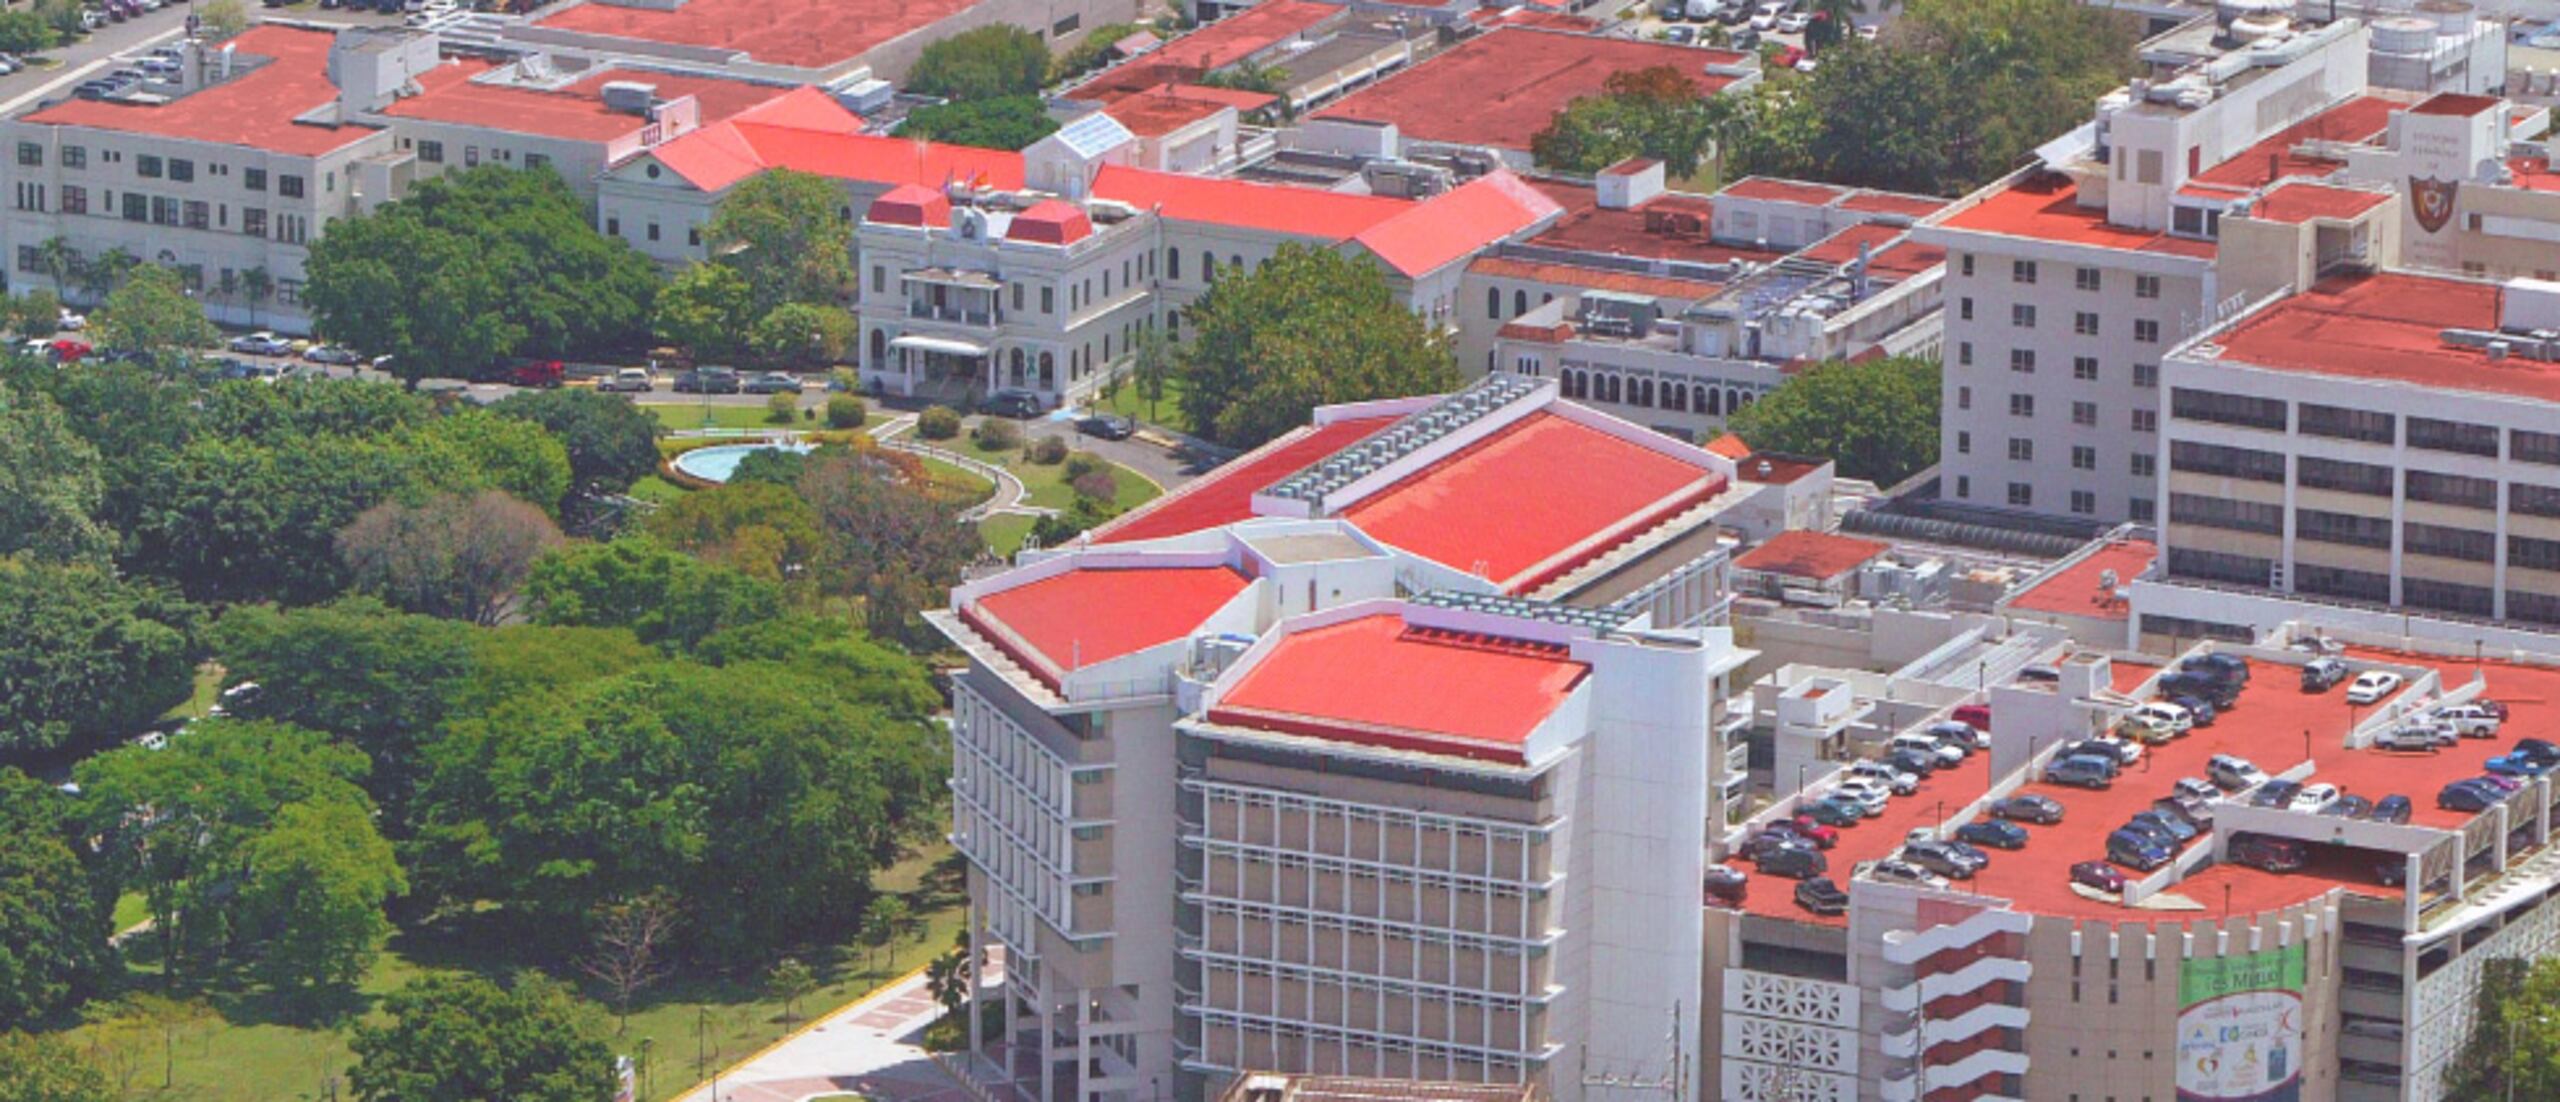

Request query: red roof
[
  {"left": 2246, "top": 182, "right": 2390, "bottom": 224},
  {"left": 1337, "top": 411, "right": 1724, "bottom": 592},
  {"left": 1090, "top": 416, "right": 1402, "bottom": 544},
  {"left": 1731, "top": 530, "right": 1888, "bottom": 582},
  {"left": 2186, "top": 95, "right": 2396, "bottom": 191},
  {"left": 1209, "top": 613, "right": 1588, "bottom": 764},
  {"left": 1867, "top": 239, "right": 1947, "bottom": 278},
  {"left": 963, "top": 565, "right": 1249, "bottom": 688},
  {"left": 21, "top": 25, "right": 371, "bottom": 156},
  {"left": 2408, "top": 91, "right": 2501, "bottom": 118},
  {"left": 2211, "top": 271, "right": 2560, "bottom": 402},
  {"left": 1720, "top": 176, "right": 1847, "bottom": 206},
  {"left": 1736, "top": 745, "right": 1995, "bottom": 926},
  {"left": 2006, "top": 538, "right": 2154, "bottom": 622},
  {"left": 1091, "top": 163, "right": 1412, "bottom": 240},
  {"left": 537, "top": 0, "right": 974, "bottom": 69},
  {"left": 378, "top": 61, "right": 789, "bottom": 142},
  {"left": 1838, "top": 190, "right": 1947, "bottom": 218},
  {"left": 1007, "top": 199, "right": 1094, "bottom": 245},
  {"left": 648, "top": 88, "right": 1024, "bottom": 193},
  {"left": 1466, "top": 255, "right": 1727, "bottom": 300},
  {"left": 1704, "top": 433, "right": 1752, "bottom": 459},
  {"left": 1101, "top": 89, "right": 1232, "bottom": 138},
  {"left": 2507, "top": 156, "right": 2560, "bottom": 194},
  {"left": 1067, "top": 0, "right": 1338, "bottom": 99},
  {"left": 1351, "top": 170, "right": 1561, "bottom": 277},
  {"left": 1313, "top": 28, "right": 1745, "bottom": 151},
  {"left": 1795, "top": 222, "right": 1905, "bottom": 267},
  {"left": 866, "top": 183, "right": 950, "bottom": 226},
  {"left": 1735, "top": 453, "right": 1823, "bottom": 485},
  {"left": 1523, "top": 180, "right": 1781, "bottom": 266},
  {"left": 1937, "top": 172, "right": 2218, "bottom": 259}
]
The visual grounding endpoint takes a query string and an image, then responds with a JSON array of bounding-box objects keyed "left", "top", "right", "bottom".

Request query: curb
[{"left": 661, "top": 960, "right": 936, "bottom": 1102}]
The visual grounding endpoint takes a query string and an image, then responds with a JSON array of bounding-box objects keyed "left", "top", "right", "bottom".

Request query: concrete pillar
[
  {"left": 967, "top": 904, "right": 987, "bottom": 1059},
  {"left": 1041, "top": 992, "right": 1057, "bottom": 1102}
]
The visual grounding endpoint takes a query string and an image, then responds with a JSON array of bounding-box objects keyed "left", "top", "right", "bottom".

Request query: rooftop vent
[
  {"left": 600, "top": 80, "right": 656, "bottom": 114},
  {"left": 1261, "top": 375, "right": 1541, "bottom": 504}
]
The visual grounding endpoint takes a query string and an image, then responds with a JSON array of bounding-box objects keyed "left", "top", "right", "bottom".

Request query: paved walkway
[
  {"left": 869, "top": 415, "right": 1047, "bottom": 522},
  {"left": 671, "top": 968, "right": 965, "bottom": 1102}
]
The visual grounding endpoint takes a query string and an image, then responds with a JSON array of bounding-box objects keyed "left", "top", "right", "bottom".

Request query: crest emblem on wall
[{"left": 2409, "top": 176, "right": 2460, "bottom": 234}]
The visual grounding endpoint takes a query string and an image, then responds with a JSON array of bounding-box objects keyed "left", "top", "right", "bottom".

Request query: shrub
[
  {"left": 764, "top": 392, "right": 798, "bottom": 424},
  {"left": 829, "top": 367, "right": 861, "bottom": 394},
  {"left": 1071, "top": 470, "right": 1118, "bottom": 504},
  {"left": 918, "top": 406, "right": 962, "bottom": 439},
  {"left": 972, "top": 418, "right": 1021, "bottom": 452},
  {"left": 1061, "top": 451, "right": 1107, "bottom": 482},
  {"left": 826, "top": 394, "right": 868, "bottom": 429},
  {"left": 1027, "top": 435, "right": 1068, "bottom": 465}
]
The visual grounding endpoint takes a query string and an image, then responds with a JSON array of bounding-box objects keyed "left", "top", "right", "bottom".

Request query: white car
[
  {"left": 2133, "top": 701, "right": 2194, "bottom": 736},
  {"left": 1855, "top": 23, "right": 1878, "bottom": 39},
  {"left": 2432, "top": 704, "right": 2502, "bottom": 737},
  {"left": 1793, "top": 57, "right": 1819, "bottom": 73},
  {"left": 1848, "top": 759, "right": 1918, "bottom": 795},
  {"left": 2088, "top": 735, "right": 2143, "bottom": 764},
  {"left": 55, "top": 308, "right": 84, "bottom": 331},
  {"left": 1749, "top": 1, "right": 1784, "bottom": 29},
  {"left": 2289, "top": 783, "right": 2341, "bottom": 813},
  {"left": 1891, "top": 731, "right": 1964, "bottom": 766},
  {"left": 2346, "top": 670, "right": 2403, "bottom": 705},
  {"left": 1776, "top": 11, "right": 1810, "bottom": 32},
  {"left": 2208, "top": 754, "right": 2267, "bottom": 791},
  {"left": 1833, "top": 779, "right": 1892, "bottom": 816}
]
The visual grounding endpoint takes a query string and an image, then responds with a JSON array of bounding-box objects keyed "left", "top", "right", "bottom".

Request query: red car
[
  {"left": 1953, "top": 703, "right": 1991, "bottom": 731},
  {"left": 506, "top": 359, "right": 565, "bottom": 388},
  {"left": 47, "top": 338, "right": 90, "bottom": 363},
  {"left": 1784, "top": 815, "right": 1841, "bottom": 849},
  {"left": 2070, "top": 860, "right": 2127, "bottom": 894}
]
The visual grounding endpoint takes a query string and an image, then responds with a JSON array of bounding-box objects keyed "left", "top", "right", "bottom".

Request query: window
[
  {"left": 2514, "top": 429, "right": 2560, "bottom": 466},
  {"left": 2008, "top": 482, "right": 2033, "bottom": 507},
  {"left": 2009, "top": 393, "right": 2034, "bottom": 417},
  {"left": 60, "top": 185, "right": 84, "bottom": 215},
  {"left": 121, "top": 192, "right": 146, "bottom": 221},
  {"left": 1956, "top": 431, "right": 1971, "bottom": 454},
  {"left": 2133, "top": 319, "right": 2161, "bottom": 343},
  {"left": 2406, "top": 522, "right": 2494, "bottom": 562},
  {"left": 2170, "top": 547, "right": 2274, "bottom": 586},
  {"left": 1958, "top": 296, "right": 1974, "bottom": 321},
  {"left": 1957, "top": 386, "right": 1971, "bottom": 411},
  {"left": 60, "top": 145, "right": 82, "bottom": 170},
  {"left": 2010, "top": 348, "right": 2035, "bottom": 373},
  {"left": 183, "top": 199, "right": 207, "bottom": 229},
  {"left": 2298, "top": 403, "right": 2394, "bottom": 443},
  {"left": 2075, "top": 311, "right": 2099, "bottom": 336},
  {"left": 2132, "top": 409, "right": 2158, "bottom": 432},
  {"left": 2075, "top": 266, "right": 2101, "bottom": 292},
  {"left": 137, "top": 155, "right": 162, "bottom": 178},
  {"left": 2171, "top": 387, "right": 2287, "bottom": 430},
  {"left": 245, "top": 168, "right": 266, "bottom": 192},
  {"left": 2406, "top": 578, "right": 2494, "bottom": 617},
  {"left": 1487, "top": 287, "right": 1500, "bottom": 320},
  {"left": 2070, "top": 490, "right": 2096, "bottom": 515},
  {"left": 2170, "top": 440, "right": 2284, "bottom": 482},
  {"left": 1959, "top": 253, "right": 1974, "bottom": 277},
  {"left": 243, "top": 208, "right": 267, "bottom": 237},
  {"left": 2513, "top": 484, "right": 2560, "bottom": 519},
  {"left": 14, "top": 142, "right": 39, "bottom": 167},
  {"left": 2009, "top": 438, "right": 2034, "bottom": 461},
  {"left": 2173, "top": 493, "right": 2282, "bottom": 534},
  {"left": 646, "top": 222, "right": 659, "bottom": 242},
  {"left": 418, "top": 140, "right": 443, "bottom": 164},
  {"left": 2072, "top": 401, "right": 2097, "bottom": 426},
  {"left": 10, "top": 182, "right": 40, "bottom": 212},
  {"left": 2131, "top": 496, "right": 2155, "bottom": 521},
  {"left": 2012, "top": 303, "right": 2036, "bottom": 328},
  {"left": 2073, "top": 356, "right": 2098, "bottom": 380},
  {"left": 526, "top": 152, "right": 549, "bottom": 171},
  {"left": 1052, "top": 12, "right": 1079, "bottom": 33},
  {"left": 2013, "top": 259, "right": 2038, "bottom": 284},
  {"left": 2511, "top": 534, "right": 2560, "bottom": 572},
  {"left": 2130, "top": 452, "right": 2155, "bottom": 478},
  {"left": 1956, "top": 475, "right": 1971, "bottom": 498},
  {"left": 2298, "top": 456, "right": 2392, "bottom": 496},
  {"left": 2407, "top": 416, "right": 2498, "bottom": 457},
  {"left": 1041, "top": 286, "right": 1054, "bottom": 313},
  {"left": 169, "top": 159, "right": 192, "bottom": 183},
  {"left": 2072, "top": 445, "right": 2096, "bottom": 470},
  {"left": 150, "top": 196, "right": 177, "bottom": 225},
  {"left": 2135, "top": 274, "right": 2160, "bottom": 299},
  {"left": 275, "top": 213, "right": 306, "bottom": 244},
  {"left": 2296, "top": 509, "right": 2391, "bottom": 549},
  {"left": 2406, "top": 469, "right": 2496, "bottom": 508},
  {"left": 2132, "top": 362, "right": 2158, "bottom": 389},
  {"left": 2297, "top": 564, "right": 2391, "bottom": 604},
  {"left": 1958, "top": 341, "right": 1973, "bottom": 366},
  {"left": 13, "top": 245, "right": 33, "bottom": 273}
]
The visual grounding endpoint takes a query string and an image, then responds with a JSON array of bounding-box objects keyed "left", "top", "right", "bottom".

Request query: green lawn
[
  {"left": 627, "top": 475, "right": 689, "bottom": 505},
  {"left": 112, "top": 892, "right": 151, "bottom": 933},
  {"left": 955, "top": 435, "right": 1163, "bottom": 513},
  {"left": 980, "top": 514, "right": 1037, "bottom": 558},
  {"left": 640, "top": 402, "right": 808, "bottom": 432},
  {"left": 1095, "top": 377, "right": 1192, "bottom": 436},
  {"left": 160, "top": 663, "right": 226, "bottom": 722},
  {"left": 64, "top": 843, "right": 968, "bottom": 1102}
]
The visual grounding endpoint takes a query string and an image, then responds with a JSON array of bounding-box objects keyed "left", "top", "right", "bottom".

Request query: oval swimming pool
[{"left": 669, "top": 441, "right": 814, "bottom": 484}]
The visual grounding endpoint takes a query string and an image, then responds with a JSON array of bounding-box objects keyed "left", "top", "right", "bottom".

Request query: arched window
[
  {"left": 1727, "top": 387, "right": 1743, "bottom": 414},
  {"left": 1706, "top": 387, "right": 1723, "bottom": 415},
  {"left": 1231, "top": 254, "right": 1243, "bottom": 271},
  {"left": 1487, "top": 287, "right": 1501, "bottom": 320},
  {"left": 1666, "top": 384, "right": 1687, "bottom": 412},
  {"left": 1202, "top": 252, "right": 1215, "bottom": 280},
  {"left": 1601, "top": 375, "right": 1620, "bottom": 403},
  {"left": 1513, "top": 290, "right": 1527, "bottom": 316},
  {"left": 1039, "top": 352, "right": 1056, "bottom": 388},
  {"left": 1693, "top": 384, "right": 1709, "bottom": 413},
  {"left": 1637, "top": 379, "right": 1654, "bottom": 407},
  {"left": 1009, "top": 348, "right": 1026, "bottom": 386},
  {"left": 869, "top": 328, "right": 886, "bottom": 368}
]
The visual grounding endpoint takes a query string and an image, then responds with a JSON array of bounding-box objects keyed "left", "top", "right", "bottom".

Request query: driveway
[{"left": 670, "top": 967, "right": 970, "bottom": 1102}]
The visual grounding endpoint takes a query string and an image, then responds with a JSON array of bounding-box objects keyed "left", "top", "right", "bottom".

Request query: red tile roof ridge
[{"left": 1352, "top": 169, "right": 1563, "bottom": 276}]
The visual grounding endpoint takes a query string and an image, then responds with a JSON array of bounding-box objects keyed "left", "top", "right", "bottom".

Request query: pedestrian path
[{"left": 671, "top": 967, "right": 966, "bottom": 1102}]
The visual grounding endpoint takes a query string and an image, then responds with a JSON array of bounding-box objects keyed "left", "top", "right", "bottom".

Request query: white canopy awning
[{"left": 889, "top": 334, "right": 990, "bottom": 357}]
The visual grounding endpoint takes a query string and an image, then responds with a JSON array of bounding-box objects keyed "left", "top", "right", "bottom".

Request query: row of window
[
  {"left": 1954, "top": 342, "right": 2158, "bottom": 388},
  {"left": 1956, "top": 253, "right": 2162, "bottom": 299},
  {"left": 17, "top": 141, "right": 311, "bottom": 197},
  {"left": 1556, "top": 368, "right": 1759, "bottom": 417},
  {"left": 1952, "top": 386, "right": 2158, "bottom": 432},
  {"left": 15, "top": 182, "right": 305, "bottom": 242},
  {"left": 11, "top": 245, "right": 302, "bottom": 304},
  {"left": 2172, "top": 387, "right": 2560, "bottom": 462},
  {"left": 2173, "top": 441, "right": 2560, "bottom": 511},
  {"left": 1958, "top": 297, "right": 2162, "bottom": 343},
  {"left": 1949, "top": 474, "right": 2139, "bottom": 518},
  {"left": 404, "top": 137, "right": 548, "bottom": 173}
]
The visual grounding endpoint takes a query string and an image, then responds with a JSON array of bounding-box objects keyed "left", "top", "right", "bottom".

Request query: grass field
[
  {"left": 640, "top": 402, "right": 807, "bottom": 432},
  {"left": 159, "top": 664, "right": 226, "bottom": 723},
  {"left": 63, "top": 843, "right": 967, "bottom": 1102},
  {"left": 916, "top": 456, "right": 996, "bottom": 505},
  {"left": 953, "top": 435, "right": 1163, "bottom": 513},
  {"left": 1095, "top": 377, "right": 1192, "bottom": 436},
  {"left": 980, "top": 514, "right": 1038, "bottom": 558}
]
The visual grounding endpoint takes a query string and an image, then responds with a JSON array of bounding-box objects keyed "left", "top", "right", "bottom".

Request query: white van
[{"left": 1891, "top": 732, "right": 1964, "bottom": 766}]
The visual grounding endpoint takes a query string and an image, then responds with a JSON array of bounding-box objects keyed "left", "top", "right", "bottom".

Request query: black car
[
  {"left": 673, "top": 367, "right": 741, "bottom": 394},
  {"left": 2516, "top": 738, "right": 2560, "bottom": 765},
  {"left": 1902, "top": 841, "right": 1978, "bottom": 879},
  {"left": 982, "top": 389, "right": 1043, "bottom": 418},
  {"left": 2323, "top": 794, "right": 2374, "bottom": 819},
  {"left": 1704, "top": 864, "right": 1748, "bottom": 906},
  {"left": 2371, "top": 794, "right": 2413, "bottom": 824},
  {"left": 1077, "top": 413, "right": 1135, "bottom": 440},
  {"left": 2119, "top": 816, "right": 2182, "bottom": 848},
  {"left": 2156, "top": 671, "right": 2238, "bottom": 710},
  {"left": 1955, "top": 820, "right": 2030, "bottom": 850},
  {"left": 2129, "top": 810, "right": 2197, "bottom": 843},
  {"left": 2169, "top": 694, "right": 2218, "bottom": 727},
  {"left": 2251, "top": 779, "right": 2302, "bottom": 809},
  {"left": 1794, "top": 876, "right": 1848, "bottom": 916},
  {"left": 1754, "top": 843, "right": 1825, "bottom": 880},
  {"left": 2182, "top": 652, "right": 2251, "bottom": 684},
  {"left": 741, "top": 371, "right": 801, "bottom": 395},
  {"left": 1990, "top": 793, "right": 2064, "bottom": 824},
  {"left": 1740, "top": 832, "right": 1813, "bottom": 862},
  {"left": 2228, "top": 834, "right": 2308, "bottom": 873},
  {"left": 2440, "top": 780, "right": 2502, "bottom": 812},
  {"left": 1884, "top": 747, "right": 1940, "bottom": 778}
]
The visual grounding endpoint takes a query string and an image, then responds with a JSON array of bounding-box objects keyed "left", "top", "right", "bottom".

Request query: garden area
[{"left": 905, "top": 406, "right": 1161, "bottom": 557}]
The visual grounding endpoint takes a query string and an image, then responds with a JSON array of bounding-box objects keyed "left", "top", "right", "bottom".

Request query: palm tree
[
  {"left": 240, "top": 266, "right": 273, "bottom": 328},
  {"left": 35, "top": 235, "right": 76, "bottom": 302},
  {"left": 80, "top": 247, "right": 136, "bottom": 303}
]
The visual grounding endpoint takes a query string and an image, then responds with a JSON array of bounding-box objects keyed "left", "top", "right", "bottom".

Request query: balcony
[
  {"left": 1881, "top": 957, "right": 2031, "bottom": 1013},
  {"left": 1877, "top": 1048, "right": 2030, "bottom": 1102},
  {"left": 1880, "top": 909, "right": 2033, "bottom": 966},
  {"left": 1881, "top": 1003, "right": 2030, "bottom": 1058},
  {"left": 908, "top": 301, "right": 995, "bottom": 326}
]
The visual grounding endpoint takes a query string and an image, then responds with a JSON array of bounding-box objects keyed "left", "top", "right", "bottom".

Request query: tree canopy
[
  {"left": 796, "top": 449, "right": 980, "bottom": 651},
  {"left": 522, "top": 537, "right": 786, "bottom": 653},
  {"left": 0, "top": 1032, "right": 108, "bottom": 1102},
  {"left": 0, "top": 771, "right": 111, "bottom": 1029},
  {"left": 704, "top": 170, "right": 856, "bottom": 320},
  {"left": 304, "top": 166, "right": 657, "bottom": 384},
  {"left": 899, "top": 95, "right": 1061, "bottom": 151},
  {"left": 348, "top": 973, "right": 615, "bottom": 1102},
  {"left": 1176, "top": 243, "right": 1457, "bottom": 448},
  {"left": 91, "top": 265, "right": 216, "bottom": 377},
  {"left": 487, "top": 387, "right": 664, "bottom": 504},
  {"left": 1724, "top": 355, "right": 1939, "bottom": 486},
  {"left": 906, "top": 25, "right": 1050, "bottom": 101},
  {"left": 1530, "top": 67, "right": 1718, "bottom": 177},
  {"left": 0, "top": 558, "right": 196, "bottom": 756},
  {"left": 0, "top": 385, "right": 112, "bottom": 565},
  {"left": 336, "top": 490, "right": 564, "bottom": 626}
]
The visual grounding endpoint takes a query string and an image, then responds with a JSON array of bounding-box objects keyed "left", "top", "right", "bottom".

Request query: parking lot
[{"left": 1615, "top": 0, "right": 1891, "bottom": 69}]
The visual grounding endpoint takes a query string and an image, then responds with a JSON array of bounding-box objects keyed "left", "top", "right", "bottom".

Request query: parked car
[
  {"left": 1955, "top": 819, "right": 2029, "bottom": 850},
  {"left": 1775, "top": 9, "right": 1810, "bottom": 31},
  {"left": 2439, "top": 779, "right": 2503, "bottom": 812},
  {"left": 505, "top": 359, "right": 565, "bottom": 388},
  {"left": 2432, "top": 704, "right": 2503, "bottom": 737},
  {"left": 2228, "top": 833, "right": 2309, "bottom": 873},
  {"left": 1754, "top": 843, "right": 1826, "bottom": 879},
  {"left": 2371, "top": 794, "right": 2414, "bottom": 824},
  {"left": 1664, "top": 23, "right": 1697, "bottom": 42},
  {"left": 2375, "top": 724, "right": 2447, "bottom": 752},
  {"left": 1926, "top": 720, "right": 1985, "bottom": 752},
  {"left": 2346, "top": 670, "right": 2403, "bottom": 705},
  {"left": 1953, "top": 704, "right": 1991, "bottom": 731},
  {"left": 2170, "top": 694, "right": 2219, "bottom": 727},
  {"left": 227, "top": 331, "right": 292, "bottom": 355},
  {"left": 301, "top": 344, "right": 362, "bottom": 366},
  {"left": 2516, "top": 738, "right": 2560, "bottom": 766},
  {"left": 54, "top": 308, "right": 84, "bottom": 332},
  {"left": 2153, "top": 797, "right": 2211, "bottom": 830},
  {"left": 673, "top": 366, "right": 741, "bottom": 394},
  {"left": 1794, "top": 876, "right": 1848, "bottom": 916},
  {"left": 1748, "top": 0, "right": 1783, "bottom": 28},
  {"left": 2324, "top": 794, "right": 2374, "bottom": 819},
  {"left": 2063, "top": 737, "right": 2138, "bottom": 766},
  {"left": 1778, "top": 815, "right": 1839, "bottom": 848},
  {"left": 2156, "top": 671, "right": 2238, "bottom": 709},
  {"left": 1847, "top": 760, "right": 1918, "bottom": 796},
  {"left": 2485, "top": 752, "right": 2558, "bottom": 777},
  {"left": 1990, "top": 793, "right": 2064, "bottom": 824},
  {"left": 2288, "top": 783, "right": 2341, "bottom": 813},
  {"left": 599, "top": 367, "right": 655, "bottom": 392},
  {"left": 2300, "top": 656, "right": 2350, "bottom": 692},
  {"left": 2182, "top": 652, "right": 2251, "bottom": 685},
  {"left": 2251, "top": 779, "right": 2302, "bottom": 809},
  {"left": 1703, "top": 865, "right": 1748, "bottom": 906},
  {"left": 1884, "top": 747, "right": 1940, "bottom": 778},
  {"left": 1902, "top": 840, "right": 1979, "bottom": 879},
  {"left": 2208, "top": 754, "right": 2268, "bottom": 792},
  {"left": 981, "top": 388, "right": 1043, "bottom": 418},
  {"left": 1870, "top": 858, "right": 1947, "bottom": 889},
  {"left": 742, "top": 371, "right": 802, "bottom": 395},
  {"left": 2133, "top": 701, "right": 2194, "bottom": 736},
  {"left": 1770, "top": 44, "right": 1806, "bottom": 68},
  {"left": 1803, "top": 797, "right": 1864, "bottom": 827},
  {"left": 2071, "top": 860, "right": 2128, "bottom": 894},
  {"left": 2115, "top": 713, "right": 2177, "bottom": 745},
  {"left": 2130, "top": 809, "right": 2198, "bottom": 843},
  {"left": 2046, "top": 757, "right": 2114, "bottom": 789},
  {"left": 2107, "top": 830, "right": 2173, "bottom": 871},
  {"left": 1076, "top": 413, "right": 1135, "bottom": 440},
  {"left": 2477, "top": 773, "right": 2527, "bottom": 793},
  {"left": 1891, "top": 732, "right": 1964, "bottom": 767},
  {"left": 2174, "top": 777, "right": 2220, "bottom": 802},
  {"left": 1832, "top": 779, "right": 1891, "bottom": 816},
  {"left": 1741, "top": 831, "right": 1807, "bottom": 861}
]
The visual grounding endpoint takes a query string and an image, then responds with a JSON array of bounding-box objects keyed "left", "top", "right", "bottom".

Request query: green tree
[
  {"left": 641, "top": 480, "right": 822, "bottom": 585},
  {"left": 193, "top": 0, "right": 248, "bottom": 40},
  {"left": 2442, "top": 956, "right": 2555, "bottom": 1099},
  {"left": 349, "top": 973, "right": 616, "bottom": 1102},
  {"left": 1177, "top": 243, "right": 1457, "bottom": 448},
  {"left": 32, "top": 0, "right": 82, "bottom": 46},
  {"left": 91, "top": 265, "right": 216, "bottom": 378},
  {"left": 704, "top": 170, "right": 855, "bottom": 316},
  {"left": 30, "top": 238, "right": 76, "bottom": 303},
  {"left": 1530, "top": 67, "right": 1719, "bottom": 177},
  {"left": 925, "top": 939, "right": 972, "bottom": 1020},
  {"left": 522, "top": 537, "right": 785, "bottom": 652},
  {"left": 238, "top": 799, "right": 407, "bottom": 993},
  {"left": 767, "top": 957, "right": 816, "bottom": 1024},
  {"left": 906, "top": 25, "right": 1049, "bottom": 101},
  {"left": 487, "top": 387, "right": 665, "bottom": 502},
  {"left": 0, "top": 1032, "right": 109, "bottom": 1102},
  {"left": 861, "top": 895, "right": 910, "bottom": 971},
  {"left": 407, "top": 408, "right": 575, "bottom": 519},
  {"left": 1724, "top": 355, "right": 1939, "bottom": 485},
  {"left": 897, "top": 95, "right": 1061, "bottom": 151},
  {"left": 651, "top": 262, "right": 756, "bottom": 362},
  {"left": 335, "top": 490, "right": 565, "bottom": 625},
  {"left": 747, "top": 301, "right": 857, "bottom": 369},
  {"left": 237, "top": 264, "right": 274, "bottom": 327},
  {"left": 305, "top": 166, "right": 657, "bottom": 385},
  {"left": 211, "top": 599, "right": 477, "bottom": 823},
  {"left": 0, "top": 385, "right": 112, "bottom": 564},
  {"left": 1129, "top": 327, "right": 1173, "bottom": 422},
  {"left": 0, "top": 771, "right": 111, "bottom": 1029},
  {"left": 0, "top": 558, "right": 195, "bottom": 756},
  {"left": 796, "top": 450, "right": 980, "bottom": 651},
  {"left": 0, "top": 13, "right": 55, "bottom": 62}
]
